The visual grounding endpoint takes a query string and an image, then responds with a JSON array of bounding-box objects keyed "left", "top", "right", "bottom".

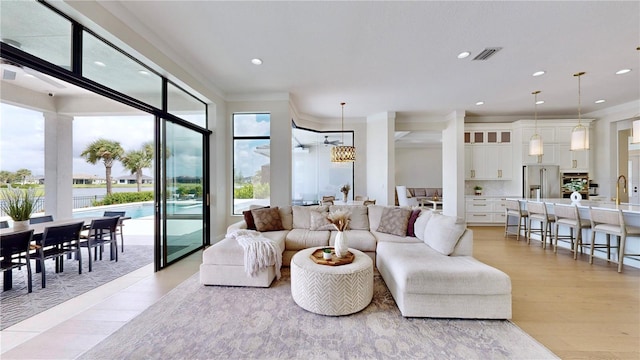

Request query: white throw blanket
[{"left": 227, "top": 229, "right": 282, "bottom": 280}]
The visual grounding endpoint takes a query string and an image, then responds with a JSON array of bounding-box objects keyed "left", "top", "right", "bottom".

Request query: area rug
[
  {"left": 0, "top": 245, "right": 153, "bottom": 330},
  {"left": 79, "top": 269, "right": 558, "bottom": 360}
]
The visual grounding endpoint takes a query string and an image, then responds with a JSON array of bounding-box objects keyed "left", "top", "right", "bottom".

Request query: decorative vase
[
  {"left": 570, "top": 191, "right": 582, "bottom": 202},
  {"left": 342, "top": 192, "right": 348, "bottom": 202},
  {"left": 13, "top": 220, "right": 29, "bottom": 231},
  {"left": 334, "top": 231, "right": 349, "bottom": 258}
]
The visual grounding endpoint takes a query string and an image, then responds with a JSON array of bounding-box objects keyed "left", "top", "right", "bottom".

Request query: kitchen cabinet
[
  {"left": 522, "top": 143, "right": 557, "bottom": 165},
  {"left": 557, "top": 144, "right": 589, "bottom": 171},
  {"left": 465, "top": 145, "right": 512, "bottom": 180},
  {"left": 465, "top": 130, "right": 511, "bottom": 144},
  {"left": 465, "top": 197, "right": 508, "bottom": 224}
]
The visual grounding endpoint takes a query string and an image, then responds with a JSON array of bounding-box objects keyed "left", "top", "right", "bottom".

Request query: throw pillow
[
  {"left": 423, "top": 212, "right": 466, "bottom": 256},
  {"left": 406, "top": 209, "right": 422, "bottom": 237},
  {"left": 251, "top": 207, "right": 284, "bottom": 232},
  {"left": 413, "top": 210, "right": 434, "bottom": 241},
  {"left": 242, "top": 206, "right": 269, "bottom": 230},
  {"left": 376, "top": 207, "right": 412, "bottom": 237},
  {"left": 309, "top": 210, "right": 335, "bottom": 231}
]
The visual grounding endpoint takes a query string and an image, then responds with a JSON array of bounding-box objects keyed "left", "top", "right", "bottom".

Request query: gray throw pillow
[{"left": 376, "top": 207, "right": 412, "bottom": 237}]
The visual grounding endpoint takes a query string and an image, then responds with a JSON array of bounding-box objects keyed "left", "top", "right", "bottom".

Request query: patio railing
[{"left": 0, "top": 196, "right": 106, "bottom": 217}]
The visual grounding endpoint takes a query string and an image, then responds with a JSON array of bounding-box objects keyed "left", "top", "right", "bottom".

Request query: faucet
[{"left": 616, "top": 175, "right": 627, "bottom": 206}]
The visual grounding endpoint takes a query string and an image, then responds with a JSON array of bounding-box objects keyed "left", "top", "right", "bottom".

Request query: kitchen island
[{"left": 505, "top": 198, "right": 640, "bottom": 269}]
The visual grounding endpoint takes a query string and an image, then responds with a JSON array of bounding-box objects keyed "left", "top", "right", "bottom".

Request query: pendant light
[
  {"left": 330, "top": 102, "right": 356, "bottom": 162},
  {"left": 570, "top": 72, "right": 589, "bottom": 151},
  {"left": 529, "top": 90, "right": 544, "bottom": 156}
]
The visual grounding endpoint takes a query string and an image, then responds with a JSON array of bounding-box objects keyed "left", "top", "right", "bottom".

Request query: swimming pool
[{"left": 72, "top": 202, "right": 202, "bottom": 219}]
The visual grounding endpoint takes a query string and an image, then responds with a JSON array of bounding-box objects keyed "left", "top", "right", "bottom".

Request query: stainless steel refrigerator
[{"left": 522, "top": 165, "right": 561, "bottom": 199}]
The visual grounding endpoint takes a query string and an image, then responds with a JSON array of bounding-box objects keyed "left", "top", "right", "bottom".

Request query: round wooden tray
[{"left": 310, "top": 248, "right": 354, "bottom": 266}]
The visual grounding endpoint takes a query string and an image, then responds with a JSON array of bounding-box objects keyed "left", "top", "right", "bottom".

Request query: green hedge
[{"left": 94, "top": 191, "right": 153, "bottom": 205}]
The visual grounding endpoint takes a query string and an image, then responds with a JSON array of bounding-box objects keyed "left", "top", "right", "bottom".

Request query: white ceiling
[{"left": 89, "top": 1, "right": 639, "bottom": 122}]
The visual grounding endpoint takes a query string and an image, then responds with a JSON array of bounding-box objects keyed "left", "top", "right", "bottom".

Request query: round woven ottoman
[{"left": 290, "top": 247, "right": 373, "bottom": 316}]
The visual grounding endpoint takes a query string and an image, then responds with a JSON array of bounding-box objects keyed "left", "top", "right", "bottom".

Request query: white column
[
  {"left": 442, "top": 111, "right": 465, "bottom": 218},
  {"left": 366, "top": 111, "right": 395, "bottom": 205},
  {"left": 44, "top": 112, "right": 74, "bottom": 219}
]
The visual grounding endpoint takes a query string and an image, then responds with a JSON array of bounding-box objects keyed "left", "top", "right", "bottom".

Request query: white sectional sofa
[{"left": 200, "top": 204, "right": 512, "bottom": 319}]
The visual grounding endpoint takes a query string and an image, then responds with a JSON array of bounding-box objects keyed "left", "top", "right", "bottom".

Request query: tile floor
[{"left": 0, "top": 245, "right": 201, "bottom": 359}]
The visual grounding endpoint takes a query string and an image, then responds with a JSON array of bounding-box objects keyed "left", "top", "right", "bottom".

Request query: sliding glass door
[{"left": 157, "top": 120, "right": 208, "bottom": 267}]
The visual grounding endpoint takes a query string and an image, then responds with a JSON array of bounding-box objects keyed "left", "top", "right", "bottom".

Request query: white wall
[
  {"left": 587, "top": 100, "right": 640, "bottom": 199},
  {"left": 395, "top": 146, "right": 442, "bottom": 187},
  {"left": 366, "top": 112, "right": 395, "bottom": 205},
  {"left": 442, "top": 111, "right": 465, "bottom": 218}
]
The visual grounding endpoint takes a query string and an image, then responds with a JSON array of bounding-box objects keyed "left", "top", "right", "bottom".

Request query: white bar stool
[
  {"left": 553, "top": 203, "right": 591, "bottom": 259},
  {"left": 588, "top": 207, "right": 640, "bottom": 273}
]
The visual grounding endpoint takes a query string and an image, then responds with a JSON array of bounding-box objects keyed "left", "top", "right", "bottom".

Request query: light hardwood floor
[{"left": 471, "top": 226, "right": 640, "bottom": 360}]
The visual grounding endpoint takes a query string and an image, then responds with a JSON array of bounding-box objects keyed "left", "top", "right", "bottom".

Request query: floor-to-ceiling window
[
  {"left": 232, "top": 113, "right": 270, "bottom": 214},
  {"left": 1, "top": 0, "right": 210, "bottom": 270}
]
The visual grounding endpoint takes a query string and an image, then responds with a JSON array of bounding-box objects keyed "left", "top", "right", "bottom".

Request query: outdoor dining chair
[
  {"left": 79, "top": 216, "right": 120, "bottom": 272},
  {"left": 103, "top": 211, "right": 126, "bottom": 253},
  {"left": 29, "top": 215, "right": 54, "bottom": 224},
  {"left": 1, "top": 229, "right": 35, "bottom": 293},
  {"left": 35, "top": 222, "right": 84, "bottom": 288}
]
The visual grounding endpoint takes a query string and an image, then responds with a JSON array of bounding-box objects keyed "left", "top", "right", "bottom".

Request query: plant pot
[
  {"left": 475, "top": 191, "right": 482, "bottom": 196},
  {"left": 13, "top": 220, "right": 29, "bottom": 231},
  {"left": 323, "top": 250, "right": 332, "bottom": 260}
]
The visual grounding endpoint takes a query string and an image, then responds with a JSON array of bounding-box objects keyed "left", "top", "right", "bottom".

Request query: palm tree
[
  {"left": 80, "top": 139, "right": 124, "bottom": 195},
  {"left": 121, "top": 145, "right": 153, "bottom": 192}
]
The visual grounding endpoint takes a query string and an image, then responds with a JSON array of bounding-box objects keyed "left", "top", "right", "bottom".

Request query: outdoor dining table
[{"left": 0, "top": 216, "right": 130, "bottom": 291}]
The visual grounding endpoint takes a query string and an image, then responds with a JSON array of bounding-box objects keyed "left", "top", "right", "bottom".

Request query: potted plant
[
  {"left": 322, "top": 248, "right": 333, "bottom": 260},
  {"left": 474, "top": 185, "right": 483, "bottom": 196},
  {"left": 340, "top": 184, "right": 351, "bottom": 202},
  {"left": 0, "top": 188, "right": 41, "bottom": 231}
]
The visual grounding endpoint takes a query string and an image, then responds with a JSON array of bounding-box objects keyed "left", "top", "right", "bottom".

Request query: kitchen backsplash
[{"left": 466, "top": 181, "right": 512, "bottom": 196}]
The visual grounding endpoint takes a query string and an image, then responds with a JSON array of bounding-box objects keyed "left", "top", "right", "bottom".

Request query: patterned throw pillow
[
  {"left": 243, "top": 206, "right": 268, "bottom": 230},
  {"left": 406, "top": 209, "right": 422, "bottom": 237},
  {"left": 376, "top": 207, "right": 412, "bottom": 237},
  {"left": 251, "top": 207, "right": 284, "bottom": 232},
  {"left": 309, "top": 211, "right": 335, "bottom": 231}
]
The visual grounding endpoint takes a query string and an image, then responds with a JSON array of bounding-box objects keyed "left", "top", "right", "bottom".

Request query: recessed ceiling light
[
  {"left": 535, "top": 100, "right": 545, "bottom": 105},
  {"left": 138, "top": 70, "right": 150, "bottom": 76},
  {"left": 457, "top": 51, "right": 470, "bottom": 59},
  {"left": 615, "top": 68, "right": 631, "bottom": 75},
  {"left": 595, "top": 99, "right": 606, "bottom": 104},
  {"left": 93, "top": 61, "right": 106, "bottom": 67},
  {"left": 532, "top": 70, "right": 546, "bottom": 77},
  {"left": 475, "top": 101, "right": 484, "bottom": 106},
  {"left": 251, "top": 58, "right": 263, "bottom": 65}
]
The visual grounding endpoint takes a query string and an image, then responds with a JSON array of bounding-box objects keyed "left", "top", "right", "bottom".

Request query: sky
[
  {"left": 1, "top": 103, "right": 154, "bottom": 178},
  {"left": 0, "top": 104, "right": 265, "bottom": 181}
]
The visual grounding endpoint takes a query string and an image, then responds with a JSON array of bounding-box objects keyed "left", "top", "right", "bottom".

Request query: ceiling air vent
[{"left": 473, "top": 47, "right": 502, "bottom": 61}]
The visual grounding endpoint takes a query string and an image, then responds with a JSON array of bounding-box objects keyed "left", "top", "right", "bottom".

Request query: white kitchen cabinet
[
  {"left": 557, "top": 144, "right": 589, "bottom": 171},
  {"left": 522, "top": 143, "right": 557, "bottom": 165},
  {"left": 465, "top": 197, "right": 508, "bottom": 224},
  {"left": 465, "top": 130, "right": 511, "bottom": 144},
  {"left": 466, "top": 144, "right": 512, "bottom": 180}
]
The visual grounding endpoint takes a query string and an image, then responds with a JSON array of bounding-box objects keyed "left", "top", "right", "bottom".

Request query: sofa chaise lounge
[{"left": 200, "top": 204, "right": 512, "bottom": 319}]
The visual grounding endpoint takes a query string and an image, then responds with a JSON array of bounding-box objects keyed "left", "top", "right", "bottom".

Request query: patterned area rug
[
  {"left": 79, "top": 269, "right": 558, "bottom": 360},
  {"left": 0, "top": 245, "right": 153, "bottom": 330}
]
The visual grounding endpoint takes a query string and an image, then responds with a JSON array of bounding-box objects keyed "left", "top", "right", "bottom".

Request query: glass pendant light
[
  {"left": 330, "top": 102, "right": 356, "bottom": 162},
  {"left": 570, "top": 72, "right": 589, "bottom": 151},
  {"left": 529, "top": 90, "right": 544, "bottom": 156}
]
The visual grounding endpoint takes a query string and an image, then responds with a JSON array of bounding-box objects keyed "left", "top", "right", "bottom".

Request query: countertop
[{"left": 506, "top": 197, "right": 640, "bottom": 214}]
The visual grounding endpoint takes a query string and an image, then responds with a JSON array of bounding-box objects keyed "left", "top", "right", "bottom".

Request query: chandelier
[
  {"left": 529, "top": 90, "right": 544, "bottom": 157},
  {"left": 331, "top": 102, "right": 356, "bottom": 162},
  {"left": 570, "top": 72, "right": 589, "bottom": 151}
]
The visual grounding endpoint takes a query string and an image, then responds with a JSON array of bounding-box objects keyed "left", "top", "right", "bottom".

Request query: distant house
[
  {"left": 73, "top": 174, "right": 107, "bottom": 185},
  {"left": 116, "top": 174, "right": 153, "bottom": 184}
]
